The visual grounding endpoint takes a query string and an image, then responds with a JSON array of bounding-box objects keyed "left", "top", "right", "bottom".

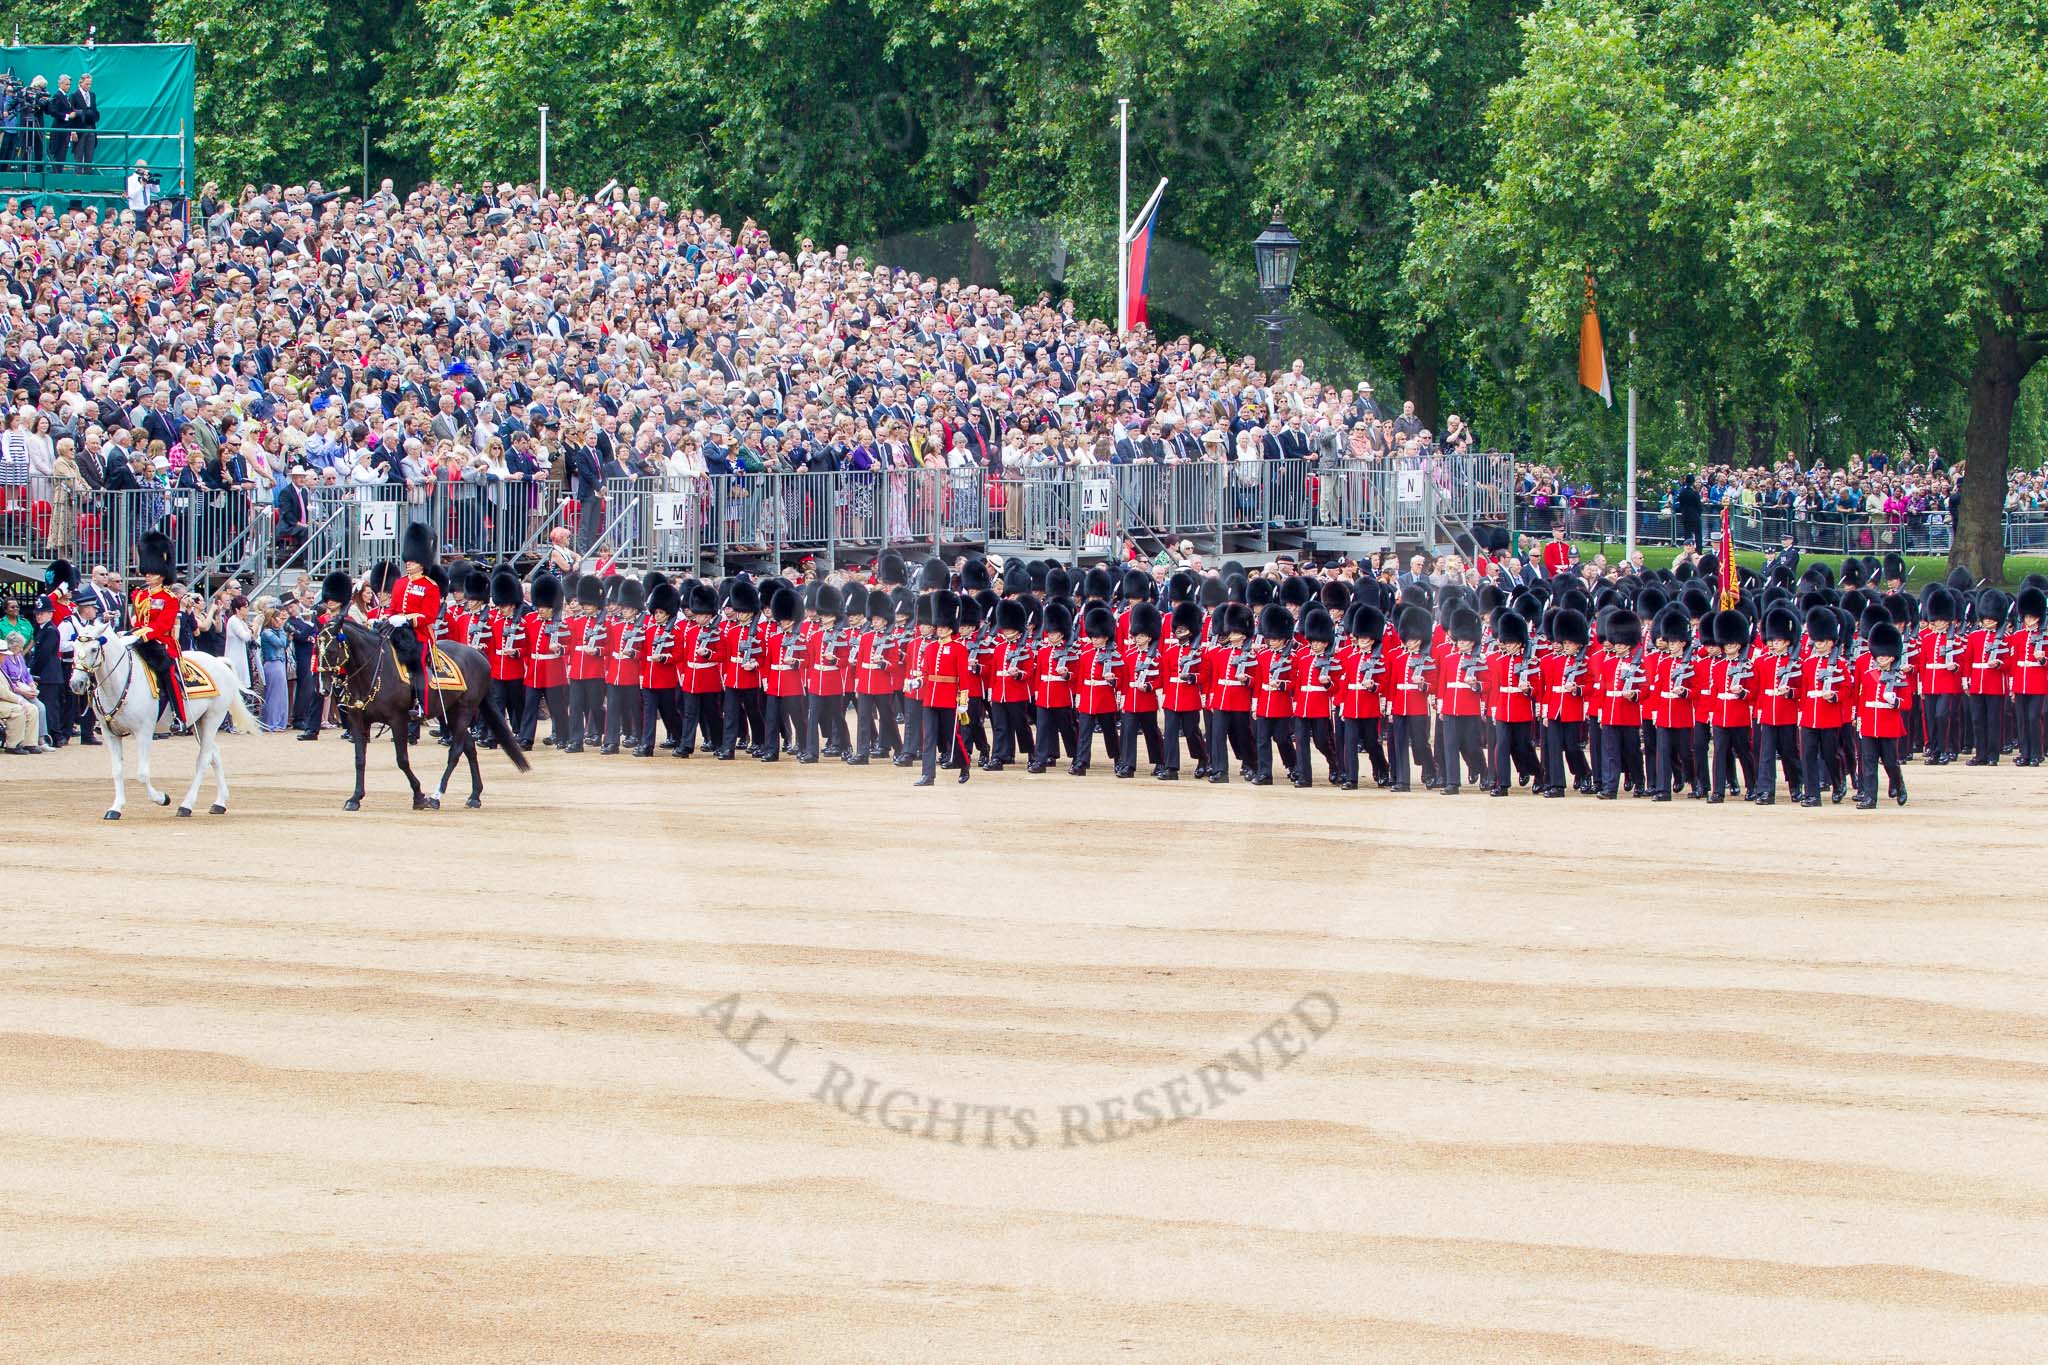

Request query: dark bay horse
[{"left": 317, "top": 611, "right": 530, "bottom": 810}]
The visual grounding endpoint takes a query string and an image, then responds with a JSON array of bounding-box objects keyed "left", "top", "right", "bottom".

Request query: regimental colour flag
[{"left": 1578, "top": 269, "right": 1613, "bottom": 407}]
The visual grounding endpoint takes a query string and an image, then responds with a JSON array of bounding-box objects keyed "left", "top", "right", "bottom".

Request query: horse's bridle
[
  {"left": 74, "top": 634, "right": 138, "bottom": 732},
  {"left": 318, "top": 616, "right": 389, "bottom": 712}
]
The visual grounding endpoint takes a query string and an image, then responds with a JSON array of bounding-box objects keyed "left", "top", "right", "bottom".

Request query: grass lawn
[{"left": 1566, "top": 541, "right": 2048, "bottom": 589}]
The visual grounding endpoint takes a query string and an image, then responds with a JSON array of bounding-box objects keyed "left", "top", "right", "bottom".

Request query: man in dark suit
[
  {"left": 68, "top": 74, "right": 97, "bottom": 169},
  {"left": 286, "top": 598, "right": 323, "bottom": 738},
  {"left": 1677, "top": 473, "right": 1705, "bottom": 551},
  {"left": 274, "top": 465, "right": 313, "bottom": 555},
  {"left": 46, "top": 76, "right": 73, "bottom": 170},
  {"left": 565, "top": 435, "right": 604, "bottom": 550}
]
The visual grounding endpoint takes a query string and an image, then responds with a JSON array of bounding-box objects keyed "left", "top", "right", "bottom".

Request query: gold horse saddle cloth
[
  {"left": 144, "top": 657, "right": 223, "bottom": 701},
  {"left": 396, "top": 645, "right": 469, "bottom": 692}
]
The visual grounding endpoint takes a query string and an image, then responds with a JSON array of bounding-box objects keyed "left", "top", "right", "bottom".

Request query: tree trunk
[
  {"left": 1954, "top": 320, "right": 2023, "bottom": 585},
  {"left": 1399, "top": 331, "right": 1441, "bottom": 433},
  {"left": 1744, "top": 418, "right": 1777, "bottom": 468},
  {"left": 1704, "top": 399, "right": 1738, "bottom": 467}
]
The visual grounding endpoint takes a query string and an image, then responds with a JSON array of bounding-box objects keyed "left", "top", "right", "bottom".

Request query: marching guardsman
[
  {"left": 564, "top": 575, "right": 609, "bottom": 753},
  {"left": 1796, "top": 605, "right": 1850, "bottom": 806},
  {"left": 1594, "top": 608, "right": 1645, "bottom": 800},
  {"left": 1536, "top": 607, "right": 1591, "bottom": 796},
  {"left": 1382, "top": 605, "right": 1435, "bottom": 792},
  {"left": 1027, "top": 601, "right": 1078, "bottom": 773},
  {"left": 800, "top": 584, "right": 850, "bottom": 763},
  {"left": 679, "top": 583, "right": 725, "bottom": 757},
  {"left": 1751, "top": 606, "right": 1803, "bottom": 804},
  {"left": 1288, "top": 606, "right": 1339, "bottom": 788},
  {"left": 2009, "top": 586, "right": 2047, "bottom": 766},
  {"left": 760, "top": 588, "right": 805, "bottom": 763},
  {"left": 894, "top": 590, "right": 933, "bottom": 767},
  {"left": 1432, "top": 607, "right": 1486, "bottom": 795},
  {"left": 1070, "top": 606, "right": 1120, "bottom": 775},
  {"left": 484, "top": 568, "right": 527, "bottom": 747},
  {"left": 1853, "top": 620, "right": 1910, "bottom": 807},
  {"left": 1961, "top": 590, "right": 2008, "bottom": 766},
  {"left": 442, "top": 571, "right": 478, "bottom": 662},
  {"left": 386, "top": 523, "right": 443, "bottom": 725},
  {"left": 129, "top": 530, "right": 187, "bottom": 725},
  {"left": 599, "top": 576, "right": 644, "bottom": 755},
  {"left": 1705, "top": 609, "right": 1756, "bottom": 803},
  {"left": 1116, "top": 601, "right": 1165, "bottom": 779},
  {"left": 1485, "top": 609, "right": 1540, "bottom": 797},
  {"left": 1247, "top": 603, "right": 1297, "bottom": 787},
  {"left": 639, "top": 580, "right": 683, "bottom": 757},
  {"left": 1334, "top": 604, "right": 1390, "bottom": 791},
  {"left": 914, "top": 590, "right": 969, "bottom": 786},
  {"left": 1645, "top": 607, "right": 1695, "bottom": 801},
  {"left": 718, "top": 579, "right": 765, "bottom": 759},
  {"left": 849, "top": 588, "right": 898, "bottom": 762},
  {"left": 984, "top": 596, "right": 1034, "bottom": 771},
  {"left": 955, "top": 593, "right": 994, "bottom": 767},
  {"left": 1155, "top": 601, "right": 1208, "bottom": 780},
  {"left": 1201, "top": 602, "right": 1255, "bottom": 784},
  {"left": 521, "top": 574, "right": 573, "bottom": 750}
]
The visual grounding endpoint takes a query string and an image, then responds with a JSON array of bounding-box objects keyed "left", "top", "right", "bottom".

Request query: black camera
[{"left": 138, "top": 170, "right": 162, "bottom": 186}]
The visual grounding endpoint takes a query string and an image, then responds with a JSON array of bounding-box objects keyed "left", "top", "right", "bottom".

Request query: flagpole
[
  {"left": 1625, "top": 328, "right": 1638, "bottom": 559},
  {"left": 1117, "top": 98, "right": 1130, "bottom": 337}
]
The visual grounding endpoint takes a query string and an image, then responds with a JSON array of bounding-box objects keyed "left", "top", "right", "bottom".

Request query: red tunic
[
  {"left": 1117, "top": 644, "right": 1161, "bottom": 714},
  {"left": 603, "top": 616, "right": 646, "bottom": 689},
  {"left": 983, "top": 635, "right": 1030, "bottom": 705},
  {"left": 1251, "top": 645, "right": 1296, "bottom": 720},
  {"left": 1203, "top": 642, "right": 1255, "bottom": 713},
  {"left": 523, "top": 615, "right": 570, "bottom": 690},
  {"left": 487, "top": 607, "right": 527, "bottom": 682},
  {"left": 1289, "top": 647, "right": 1337, "bottom": 719},
  {"left": 1915, "top": 627, "right": 1965, "bottom": 696},
  {"left": 389, "top": 572, "right": 442, "bottom": 632},
  {"left": 1157, "top": 638, "right": 1204, "bottom": 713},
  {"left": 2008, "top": 628, "right": 2048, "bottom": 696},
  {"left": 916, "top": 638, "right": 967, "bottom": 709},
  {"left": 1028, "top": 641, "right": 1076, "bottom": 710},
  {"left": 1486, "top": 650, "right": 1538, "bottom": 723},
  {"left": 1854, "top": 656, "right": 1910, "bottom": 739},
  {"left": 1073, "top": 643, "right": 1120, "bottom": 716},
  {"left": 1381, "top": 640, "right": 1430, "bottom": 718},
  {"left": 1538, "top": 650, "right": 1589, "bottom": 724},
  {"left": 641, "top": 618, "right": 679, "bottom": 690},
  {"left": 681, "top": 620, "right": 724, "bottom": 695},
  {"left": 761, "top": 625, "right": 805, "bottom": 699},
  {"left": 1962, "top": 628, "right": 2009, "bottom": 697},
  {"left": 1334, "top": 641, "right": 1384, "bottom": 722},
  {"left": 719, "top": 619, "right": 764, "bottom": 690},
  {"left": 567, "top": 614, "right": 605, "bottom": 682},
  {"left": 1796, "top": 652, "right": 1851, "bottom": 729},
  {"left": 1432, "top": 643, "right": 1484, "bottom": 717},
  {"left": 130, "top": 587, "right": 183, "bottom": 657}
]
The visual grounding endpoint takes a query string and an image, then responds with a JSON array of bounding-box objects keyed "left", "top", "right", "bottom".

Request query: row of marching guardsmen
[{"left": 341, "top": 550, "right": 2048, "bottom": 806}]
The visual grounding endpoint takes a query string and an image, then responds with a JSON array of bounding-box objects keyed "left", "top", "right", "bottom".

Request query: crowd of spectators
[{"left": 0, "top": 173, "right": 1501, "bottom": 576}]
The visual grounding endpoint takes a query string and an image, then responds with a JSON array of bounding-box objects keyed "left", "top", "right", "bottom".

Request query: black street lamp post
[{"left": 1251, "top": 209, "right": 1301, "bottom": 374}]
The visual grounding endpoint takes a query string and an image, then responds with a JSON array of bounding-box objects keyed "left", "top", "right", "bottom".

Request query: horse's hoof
[
  {"left": 103, "top": 810, "right": 121, "bottom": 821},
  {"left": 176, "top": 806, "right": 191, "bottom": 818},
  {"left": 343, "top": 799, "right": 361, "bottom": 812},
  {"left": 413, "top": 796, "right": 431, "bottom": 811},
  {"left": 209, "top": 804, "right": 227, "bottom": 816},
  {"left": 425, "top": 796, "right": 441, "bottom": 811},
  {"left": 465, "top": 796, "right": 482, "bottom": 809},
  {"left": 153, "top": 792, "right": 170, "bottom": 806}
]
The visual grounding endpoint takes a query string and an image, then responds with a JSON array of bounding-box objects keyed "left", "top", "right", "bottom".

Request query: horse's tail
[
  {"left": 228, "top": 690, "right": 260, "bottom": 735},
  {"left": 479, "top": 697, "right": 532, "bottom": 772}
]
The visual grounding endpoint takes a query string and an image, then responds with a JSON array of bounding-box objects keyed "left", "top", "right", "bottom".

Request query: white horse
[{"left": 67, "top": 621, "right": 258, "bottom": 821}]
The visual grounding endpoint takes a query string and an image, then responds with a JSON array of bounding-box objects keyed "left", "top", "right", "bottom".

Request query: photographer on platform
[{"left": 127, "top": 158, "right": 158, "bottom": 223}]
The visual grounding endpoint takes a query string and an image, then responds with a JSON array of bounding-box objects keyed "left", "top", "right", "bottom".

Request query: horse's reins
[{"left": 88, "top": 643, "right": 138, "bottom": 735}]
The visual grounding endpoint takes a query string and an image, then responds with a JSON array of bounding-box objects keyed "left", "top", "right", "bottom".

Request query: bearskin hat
[
  {"left": 1258, "top": 603, "right": 1294, "bottom": 641},
  {"left": 1400, "top": 582, "right": 1433, "bottom": 611},
  {"left": 2017, "top": 586, "right": 2047, "bottom": 622},
  {"left": 914, "top": 593, "right": 935, "bottom": 627},
  {"left": 1398, "top": 604, "right": 1434, "bottom": 645},
  {"left": 870, "top": 589, "right": 896, "bottom": 620},
  {"left": 1082, "top": 566, "right": 1113, "bottom": 600},
  {"left": 136, "top": 530, "right": 175, "bottom": 581},
  {"left": 320, "top": 571, "right": 353, "bottom": 607},
  {"left": 1713, "top": 609, "right": 1749, "bottom": 649},
  {"left": 1838, "top": 556, "right": 1865, "bottom": 589},
  {"left": 1222, "top": 602, "right": 1255, "bottom": 639},
  {"left": 569, "top": 574, "right": 601, "bottom": 609},
  {"left": 1636, "top": 585, "right": 1668, "bottom": 619},
  {"left": 1868, "top": 621, "right": 1904, "bottom": 658},
  {"left": 1156, "top": 600, "right": 1194, "bottom": 638},
  {"left": 812, "top": 584, "right": 841, "bottom": 619},
  {"left": 955, "top": 594, "right": 982, "bottom": 631},
  {"left": 1278, "top": 575, "right": 1312, "bottom": 609},
  {"left": 1344, "top": 603, "right": 1382, "bottom": 640},
  {"left": 1168, "top": 571, "right": 1197, "bottom": 605},
  {"left": 685, "top": 583, "right": 718, "bottom": 616},
  {"left": 1476, "top": 582, "right": 1504, "bottom": 615},
  {"left": 842, "top": 584, "right": 869, "bottom": 620},
  {"left": 1298, "top": 606, "right": 1335, "bottom": 645},
  {"left": 1760, "top": 606, "right": 1798, "bottom": 644},
  {"left": 1076, "top": 605, "right": 1110, "bottom": 641},
  {"left": 400, "top": 521, "right": 438, "bottom": 570},
  {"left": 727, "top": 580, "right": 761, "bottom": 615},
  {"left": 458, "top": 568, "right": 487, "bottom": 602},
  {"left": 873, "top": 551, "right": 905, "bottom": 587},
  {"left": 911, "top": 557, "right": 945, "bottom": 592},
  {"left": 1196, "top": 575, "right": 1226, "bottom": 611},
  {"left": 1497, "top": 610, "right": 1530, "bottom": 648},
  {"left": 1220, "top": 559, "right": 1246, "bottom": 581},
  {"left": 365, "top": 560, "right": 398, "bottom": 595},
  {"left": 1974, "top": 589, "right": 2009, "bottom": 624},
  {"left": 1044, "top": 566, "right": 1072, "bottom": 599},
  {"left": 1043, "top": 600, "right": 1074, "bottom": 638},
  {"left": 1803, "top": 605, "right": 1839, "bottom": 643},
  {"left": 1882, "top": 552, "right": 1907, "bottom": 583},
  {"left": 1440, "top": 607, "right": 1476, "bottom": 646},
  {"left": 1922, "top": 585, "right": 1956, "bottom": 622},
  {"left": 530, "top": 574, "right": 563, "bottom": 612},
  {"left": 961, "top": 558, "right": 993, "bottom": 594},
  {"left": 1606, "top": 608, "right": 1643, "bottom": 649},
  {"left": 1121, "top": 568, "right": 1152, "bottom": 603},
  {"left": 1698, "top": 612, "right": 1722, "bottom": 648},
  {"left": 770, "top": 588, "right": 800, "bottom": 625},
  {"left": 1680, "top": 586, "right": 1713, "bottom": 621},
  {"left": 1654, "top": 605, "right": 1691, "bottom": 644},
  {"left": 1128, "top": 601, "right": 1163, "bottom": 640},
  {"left": 1316, "top": 580, "right": 1348, "bottom": 616},
  {"left": 1550, "top": 607, "right": 1591, "bottom": 648},
  {"left": 646, "top": 580, "right": 680, "bottom": 617},
  {"left": 1884, "top": 592, "right": 1917, "bottom": 627},
  {"left": 1696, "top": 552, "right": 1720, "bottom": 585},
  {"left": 1001, "top": 557, "right": 1030, "bottom": 590},
  {"left": 997, "top": 598, "right": 1031, "bottom": 633},
  {"left": 45, "top": 558, "right": 78, "bottom": 592},
  {"left": 481, "top": 567, "right": 518, "bottom": 610},
  {"left": 1248, "top": 577, "right": 1276, "bottom": 608}
]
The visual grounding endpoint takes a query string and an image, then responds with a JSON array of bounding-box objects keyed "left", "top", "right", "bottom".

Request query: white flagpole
[
  {"left": 1117, "top": 99, "right": 1129, "bottom": 337},
  {"left": 538, "top": 105, "right": 550, "bottom": 195},
  {"left": 1625, "top": 328, "right": 1638, "bottom": 558}
]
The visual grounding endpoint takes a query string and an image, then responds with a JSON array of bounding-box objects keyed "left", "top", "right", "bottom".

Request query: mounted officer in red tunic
[
  {"left": 130, "top": 530, "right": 187, "bottom": 724},
  {"left": 385, "top": 523, "right": 444, "bottom": 722}
]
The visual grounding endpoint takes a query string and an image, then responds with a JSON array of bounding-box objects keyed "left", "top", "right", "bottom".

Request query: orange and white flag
[{"left": 1578, "top": 270, "right": 1612, "bottom": 407}]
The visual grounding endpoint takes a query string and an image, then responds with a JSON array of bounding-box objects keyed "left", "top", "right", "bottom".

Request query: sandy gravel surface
[{"left": 3, "top": 733, "right": 2046, "bottom": 1361}]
